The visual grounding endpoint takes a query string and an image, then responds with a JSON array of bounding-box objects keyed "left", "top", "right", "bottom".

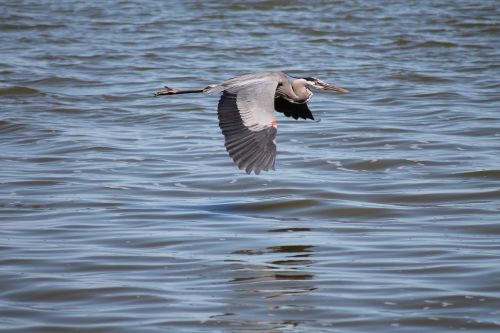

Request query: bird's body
[{"left": 155, "top": 71, "right": 348, "bottom": 174}]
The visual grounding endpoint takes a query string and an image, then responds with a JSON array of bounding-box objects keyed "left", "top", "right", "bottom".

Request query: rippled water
[{"left": 1, "top": 1, "right": 500, "bottom": 332}]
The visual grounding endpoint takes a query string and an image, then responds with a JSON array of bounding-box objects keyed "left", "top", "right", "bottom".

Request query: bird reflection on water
[{"left": 207, "top": 228, "right": 317, "bottom": 331}]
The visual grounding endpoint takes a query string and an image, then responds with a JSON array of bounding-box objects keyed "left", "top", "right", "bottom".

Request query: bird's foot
[{"left": 154, "top": 86, "right": 178, "bottom": 96}]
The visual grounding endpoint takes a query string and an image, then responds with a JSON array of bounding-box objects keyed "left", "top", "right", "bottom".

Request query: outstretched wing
[
  {"left": 274, "top": 97, "right": 314, "bottom": 120},
  {"left": 212, "top": 72, "right": 284, "bottom": 174}
]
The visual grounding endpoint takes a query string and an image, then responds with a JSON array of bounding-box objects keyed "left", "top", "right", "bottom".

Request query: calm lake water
[{"left": 1, "top": 1, "right": 499, "bottom": 332}]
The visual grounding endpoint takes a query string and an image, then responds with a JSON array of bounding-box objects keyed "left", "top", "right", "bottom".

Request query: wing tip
[{"left": 238, "top": 154, "right": 276, "bottom": 175}]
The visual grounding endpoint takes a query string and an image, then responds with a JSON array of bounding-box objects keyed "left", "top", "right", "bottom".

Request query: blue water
[{"left": 1, "top": 1, "right": 500, "bottom": 332}]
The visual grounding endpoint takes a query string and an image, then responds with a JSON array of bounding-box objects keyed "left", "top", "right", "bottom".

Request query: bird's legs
[{"left": 154, "top": 86, "right": 205, "bottom": 96}]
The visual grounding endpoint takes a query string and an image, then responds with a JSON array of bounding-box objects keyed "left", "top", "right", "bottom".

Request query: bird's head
[{"left": 302, "top": 77, "right": 349, "bottom": 94}]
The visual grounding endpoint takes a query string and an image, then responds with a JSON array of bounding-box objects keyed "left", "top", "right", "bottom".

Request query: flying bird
[{"left": 154, "top": 71, "right": 348, "bottom": 174}]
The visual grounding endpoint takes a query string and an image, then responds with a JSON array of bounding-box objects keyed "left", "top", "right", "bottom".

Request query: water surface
[{"left": 1, "top": 1, "right": 500, "bottom": 332}]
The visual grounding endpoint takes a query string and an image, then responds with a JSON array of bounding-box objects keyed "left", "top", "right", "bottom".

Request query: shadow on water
[{"left": 214, "top": 228, "right": 317, "bottom": 332}]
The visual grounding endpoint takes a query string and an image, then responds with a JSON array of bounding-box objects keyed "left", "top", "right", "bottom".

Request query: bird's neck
[{"left": 291, "top": 80, "right": 313, "bottom": 103}]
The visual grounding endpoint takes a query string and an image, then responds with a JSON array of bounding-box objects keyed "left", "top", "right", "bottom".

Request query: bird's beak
[{"left": 321, "top": 82, "right": 349, "bottom": 93}]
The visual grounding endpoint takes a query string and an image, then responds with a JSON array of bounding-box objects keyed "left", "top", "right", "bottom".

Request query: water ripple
[{"left": 1, "top": 0, "right": 499, "bottom": 332}]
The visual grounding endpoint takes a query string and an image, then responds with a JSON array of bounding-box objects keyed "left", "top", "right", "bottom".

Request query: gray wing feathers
[
  {"left": 206, "top": 71, "right": 285, "bottom": 95},
  {"left": 211, "top": 72, "right": 283, "bottom": 128},
  {"left": 218, "top": 92, "right": 277, "bottom": 174},
  {"left": 213, "top": 72, "right": 287, "bottom": 174}
]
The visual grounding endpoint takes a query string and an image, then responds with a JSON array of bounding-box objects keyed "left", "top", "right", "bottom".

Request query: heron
[{"left": 154, "top": 71, "right": 348, "bottom": 175}]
